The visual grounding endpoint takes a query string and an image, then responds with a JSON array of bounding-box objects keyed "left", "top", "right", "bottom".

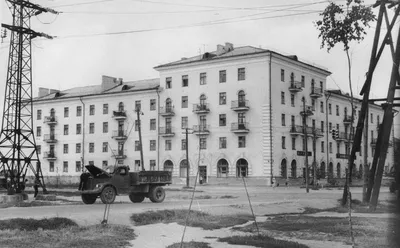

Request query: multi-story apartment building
[{"left": 31, "top": 43, "right": 393, "bottom": 186}]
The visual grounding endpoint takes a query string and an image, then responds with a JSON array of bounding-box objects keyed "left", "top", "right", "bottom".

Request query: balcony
[
  {"left": 310, "top": 87, "right": 323, "bottom": 98},
  {"left": 192, "top": 125, "right": 210, "bottom": 136},
  {"left": 231, "top": 100, "right": 250, "bottom": 111},
  {"left": 336, "top": 132, "right": 353, "bottom": 142},
  {"left": 193, "top": 103, "right": 210, "bottom": 114},
  {"left": 112, "top": 110, "right": 127, "bottom": 120},
  {"left": 288, "top": 81, "right": 303, "bottom": 93},
  {"left": 343, "top": 115, "right": 353, "bottom": 125},
  {"left": 112, "top": 149, "right": 127, "bottom": 160},
  {"left": 231, "top": 122, "right": 249, "bottom": 134},
  {"left": 371, "top": 138, "right": 393, "bottom": 147},
  {"left": 112, "top": 130, "right": 128, "bottom": 140},
  {"left": 336, "top": 153, "right": 351, "bottom": 159},
  {"left": 43, "top": 152, "right": 56, "bottom": 160},
  {"left": 43, "top": 134, "right": 57, "bottom": 143},
  {"left": 43, "top": 116, "right": 57, "bottom": 125},
  {"left": 159, "top": 106, "right": 175, "bottom": 117},
  {"left": 289, "top": 125, "right": 323, "bottom": 137},
  {"left": 300, "top": 106, "right": 314, "bottom": 116},
  {"left": 159, "top": 127, "right": 175, "bottom": 137},
  {"left": 290, "top": 125, "right": 304, "bottom": 136}
]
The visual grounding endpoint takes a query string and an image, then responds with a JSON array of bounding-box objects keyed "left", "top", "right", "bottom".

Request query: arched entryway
[
  {"left": 328, "top": 162, "right": 334, "bottom": 178},
  {"left": 291, "top": 160, "right": 297, "bottom": 178},
  {"left": 337, "top": 163, "right": 341, "bottom": 178},
  {"left": 281, "top": 159, "right": 287, "bottom": 179},
  {"left": 180, "top": 160, "right": 188, "bottom": 178},
  {"left": 236, "top": 158, "right": 248, "bottom": 178},
  {"left": 163, "top": 160, "right": 173, "bottom": 172},
  {"left": 320, "top": 162, "right": 326, "bottom": 179},
  {"left": 217, "top": 159, "right": 229, "bottom": 178}
]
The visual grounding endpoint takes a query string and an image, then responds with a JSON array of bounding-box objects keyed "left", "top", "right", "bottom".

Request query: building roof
[{"left": 33, "top": 78, "right": 160, "bottom": 102}]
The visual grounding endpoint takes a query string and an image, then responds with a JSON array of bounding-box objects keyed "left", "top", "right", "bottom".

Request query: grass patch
[
  {"left": 166, "top": 241, "right": 211, "bottom": 248},
  {"left": 0, "top": 219, "right": 135, "bottom": 248},
  {"left": 218, "top": 234, "right": 308, "bottom": 248},
  {"left": 219, "top": 195, "right": 237, "bottom": 199},
  {"left": 131, "top": 209, "right": 251, "bottom": 229}
]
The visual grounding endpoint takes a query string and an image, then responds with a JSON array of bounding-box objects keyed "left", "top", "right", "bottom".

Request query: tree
[{"left": 315, "top": 0, "right": 375, "bottom": 206}]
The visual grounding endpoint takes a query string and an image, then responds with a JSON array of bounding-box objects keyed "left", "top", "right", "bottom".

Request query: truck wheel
[
  {"left": 100, "top": 186, "right": 116, "bottom": 204},
  {"left": 129, "top": 193, "right": 145, "bottom": 203},
  {"left": 149, "top": 186, "right": 165, "bottom": 203},
  {"left": 81, "top": 194, "right": 97, "bottom": 204}
]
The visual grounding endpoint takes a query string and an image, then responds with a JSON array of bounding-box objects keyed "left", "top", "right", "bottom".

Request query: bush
[{"left": 0, "top": 217, "right": 77, "bottom": 231}]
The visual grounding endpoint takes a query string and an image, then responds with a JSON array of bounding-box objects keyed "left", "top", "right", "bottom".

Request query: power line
[{"left": 48, "top": 0, "right": 113, "bottom": 8}]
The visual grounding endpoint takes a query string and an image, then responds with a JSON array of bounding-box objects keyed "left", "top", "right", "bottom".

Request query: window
[
  {"left": 371, "top": 113, "right": 373, "bottom": 123},
  {"left": 282, "top": 136, "right": 286, "bottom": 149},
  {"left": 166, "top": 77, "right": 172, "bottom": 89},
  {"left": 63, "top": 144, "right": 68, "bottom": 154},
  {"left": 182, "top": 96, "right": 188, "bottom": 108},
  {"left": 200, "top": 72, "right": 207, "bottom": 85},
  {"left": 217, "top": 159, "right": 229, "bottom": 178},
  {"left": 238, "top": 68, "right": 245, "bottom": 81},
  {"left": 329, "top": 122, "right": 332, "bottom": 131},
  {"left": 49, "top": 162, "right": 54, "bottom": 172},
  {"left": 219, "top": 92, "right": 226, "bottom": 105},
  {"left": 281, "top": 69, "right": 285, "bottom": 82},
  {"left": 101, "top": 104, "right": 109, "bottom": 115},
  {"left": 320, "top": 81, "right": 323, "bottom": 90},
  {"left": 102, "top": 122, "right": 108, "bottom": 133},
  {"left": 103, "top": 142, "right": 108, "bottom": 152},
  {"left": 76, "top": 124, "right": 81, "bottom": 134},
  {"left": 320, "top": 101, "right": 324, "bottom": 113},
  {"left": 150, "top": 99, "right": 156, "bottom": 111},
  {"left": 64, "top": 125, "right": 69, "bottom": 135},
  {"left": 63, "top": 161, "right": 68, "bottom": 172},
  {"left": 328, "top": 103, "right": 332, "bottom": 115},
  {"left": 135, "top": 160, "right": 141, "bottom": 171},
  {"left": 181, "top": 117, "right": 188, "bottom": 129},
  {"left": 165, "top": 140, "right": 172, "bottom": 151},
  {"left": 219, "top": 137, "right": 227, "bottom": 149},
  {"left": 150, "top": 140, "right": 156, "bottom": 151},
  {"left": 89, "top": 123, "right": 95, "bottom": 134},
  {"left": 181, "top": 139, "right": 187, "bottom": 150},
  {"left": 135, "top": 100, "right": 141, "bottom": 111},
  {"left": 102, "top": 161, "right": 108, "bottom": 168},
  {"left": 36, "top": 145, "right": 41, "bottom": 154},
  {"left": 281, "top": 92, "right": 285, "bottom": 104},
  {"left": 89, "top": 161, "right": 94, "bottom": 165},
  {"left": 76, "top": 161, "right": 81, "bottom": 172},
  {"left": 182, "top": 75, "right": 188, "bottom": 87},
  {"left": 135, "top": 141, "right": 140, "bottom": 151},
  {"left": 292, "top": 137, "right": 296, "bottom": 150},
  {"left": 377, "top": 115, "right": 380, "bottom": 124},
  {"left": 219, "top": 70, "right": 226, "bottom": 83},
  {"left": 64, "top": 107, "right": 69, "bottom": 117},
  {"left": 36, "top": 126, "right": 42, "bottom": 137},
  {"left": 291, "top": 115, "right": 295, "bottom": 127},
  {"left": 312, "top": 99, "right": 315, "bottom": 110},
  {"left": 290, "top": 94, "right": 295, "bottom": 107},
  {"left": 89, "top": 143, "right": 94, "bottom": 153},
  {"left": 200, "top": 137, "right": 207, "bottom": 149},
  {"left": 76, "top": 143, "right": 81, "bottom": 153},
  {"left": 37, "top": 109, "right": 42, "bottom": 120},
  {"left": 371, "top": 130, "right": 374, "bottom": 140},
  {"left": 150, "top": 119, "right": 156, "bottom": 130},
  {"left": 238, "top": 136, "right": 246, "bottom": 148},
  {"left": 150, "top": 160, "right": 156, "bottom": 170},
  {"left": 219, "top": 114, "right": 226, "bottom": 126},
  {"left": 77, "top": 106, "right": 82, "bottom": 117},
  {"left": 90, "top": 105, "right": 95, "bottom": 115},
  {"left": 321, "top": 141, "right": 325, "bottom": 153},
  {"left": 336, "top": 105, "right": 339, "bottom": 116},
  {"left": 281, "top": 114, "right": 286, "bottom": 126},
  {"left": 321, "top": 121, "right": 324, "bottom": 133},
  {"left": 301, "top": 75, "right": 305, "bottom": 85}
]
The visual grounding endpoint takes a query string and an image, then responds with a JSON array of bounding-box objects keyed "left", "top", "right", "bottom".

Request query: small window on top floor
[
  {"left": 89, "top": 105, "right": 95, "bottom": 115},
  {"left": 182, "top": 75, "right": 188, "bottom": 87},
  {"left": 200, "top": 72, "right": 207, "bottom": 85},
  {"left": 371, "top": 113, "right": 373, "bottom": 123},
  {"left": 64, "top": 107, "right": 69, "bottom": 118},
  {"left": 238, "top": 68, "right": 245, "bottom": 81},
  {"left": 219, "top": 70, "right": 226, "bottom": 83},
  {"left": 150, "top": 99, "right": 156, "bottom": 111},
  {"left": 281, "top": 69, "right": 285, "bottom": 82},
  {"left": 166, "top": 77, "right": 172, "bottom": 89},
  {"left": 37, "top": 109, "right": 42, "bottom": 120}
]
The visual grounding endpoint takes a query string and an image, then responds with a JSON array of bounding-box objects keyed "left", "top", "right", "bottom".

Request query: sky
[{"left": 0, "top": 0, "right": 399, "bottom": 135}]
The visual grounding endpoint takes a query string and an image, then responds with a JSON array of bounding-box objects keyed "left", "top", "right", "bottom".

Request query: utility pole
[
  {"left": 136, "top": 107, "right": 145, "bottom": 171},
  {"left": 325, "top": 92, "right": 331, "bottom": 180},
  {"left": 302, "top": 97, "right": 309, "bottom": 193},
  {"left": 312, "top": 126, "right": 317, "bottom": 189},
  {"left": 362, "top": 104, "right": 369, "bottom": 202},
  {"left": 0, "top": 1, "right": 57, "bottom": 194},
  {"left": 185, "top": 128, "right": 190, "bottom": 187}
]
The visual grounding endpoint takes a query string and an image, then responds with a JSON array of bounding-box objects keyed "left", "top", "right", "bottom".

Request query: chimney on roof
[
  {"left": 102, "top": 75, "right": 120, "bottom": 91},
  {"left": 225, "top": 42, "right": 233, "bottom": 52},
  {"left": 38, "top": 87, "right": 60, "bottom": 97},
  {"left": 181, "top": 57, "right": 187, "bottom": 60},
  {"left": 217, "top": 44, "right": 224, "bottom": 53}
]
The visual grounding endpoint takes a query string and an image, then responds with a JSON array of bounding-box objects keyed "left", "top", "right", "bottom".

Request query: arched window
[
  {"left": 291, "top": 160, "right": 297, "bottom": 178},
  {"left": 344, "top": 107, "right": 348, "bottom": 116},
  {"left": 311, "top": 79, "right": 315, "bottom": 88},
  {"left": 337, "top": 163, "right": 341, "bottom": 178},
  {"left": 238, "top": 90, "right": 246, "bottom": 107},
  {"left": 118, "top": 102, "right": 124, "bottom": 112},
  {"left": 199, "top": 94, "right": 207, "bottom": 110},
  {"left": 166, "top": 98, "right": 172, "bottom": 111},
  {"left": 217, "top": 159, "right": 229, "bottom": 178},
  {"left": 50, "top": 108, "right": 55, "bottom": 117},
  {"left": 281, "top": 159, "right": 287, "bottom": 178},
  {"left": 236, "top": 159, "right": 248, "bottom": 178},
  {"left": 290, "top": 73, "right": 294, "bottom": 84},
  {"left": 180, "top": 159, "right": 188, "bottom": 178},
  {"left": 328, "top": 162, "right": 334, "bottom": 178},
  {"left": 163, "top": 160, "right": 173, "bottom": 172},
  {"left": 320, "top": 162, "right": 326, "bottom": 179}
]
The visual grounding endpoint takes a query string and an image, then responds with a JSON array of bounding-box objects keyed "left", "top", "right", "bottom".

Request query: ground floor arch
[
  {"left": 328, "top": 162, "right": 334, "bottom": 178},
  {"left": 163, "top": 160, "right": 173, "bottom": 172},
  {"left": 320, "top": 162, "right": 326, "bottom": 179},
  {"left": 217, "top": 159, "right": 229, "bottom": 178},
  {"left": 236, "top": 158, "right": 248, "bottom": 178},
  {"left": 291, "top": 160, "right": 297, "bottom": 178},
  {"left": 179, "top": 159, "right": 188, "bottom": 178},
  {"left": 337, "top": 163, "right": 341, "bottom": 178},
  {"left": 281, "top": 159, "right": 287, "bottom": 179}
]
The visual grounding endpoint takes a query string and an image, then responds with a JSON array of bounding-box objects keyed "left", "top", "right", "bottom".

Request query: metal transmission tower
[{"left": 0, "top": 0, "right": 56, "bottom": 194}]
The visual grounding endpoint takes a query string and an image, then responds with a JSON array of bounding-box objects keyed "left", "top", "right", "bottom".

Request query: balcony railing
[
  {"left": 43, "top": 152, "right": 56, "bottom": 160},
  {"left": 159, "top": 106, "right": 175, "bottom": 116},
  {"left": 288, "top": 81, "right": 303, "bottom": 93},
  {"left": 343, "top": 115, "right": 353, "bottom": 124},
  {"left": 290, "top": 125, "right": 304, "bottom": 135},
  {"left": 193, "top": 103, "right": 210, "bottom": 114},
  {"left": 43, "top": 116, "right": 57, "bottom": 125},
  {"left": 159, "top": 127, "right": 175, "bottom": 137},
  {"left": 289, "top": 125, "right": 323, "bottom": 137},
  {"left": 300, "top": 105, "right": 314, "bottom": 116},
  {"left": 231, "top": 100, "right": 250, "bottom": 111},
  {"left": 231, "top": 122, "right": 249, "bottom": 133},
  {"left": 371, "top": 138, "right": 393, "bottom": 147},
  {"left": 192, "top": 125, "right": 210, "bottom": 135},
  {"left": 112, "top": 149, "right": 127, "bottom": 159},
  {"left": 310, "top": 87, "right": 323, "bottom": 98},
  {"left": 336, "top": 132, "right": 354, "bottom": 142},
  {"left": 112, "top": 110, "right": 127, "bottom": 120},
  {"left": 112, "top": 130, "right": 128, "bottom": 140},
  {"left": 43, "top": 134, "right": 57, "bottom": 143}
]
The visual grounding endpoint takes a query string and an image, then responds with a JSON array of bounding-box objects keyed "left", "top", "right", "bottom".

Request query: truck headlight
[{"left": 95, "top": 184, "right": 102, "bottom": 188}]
